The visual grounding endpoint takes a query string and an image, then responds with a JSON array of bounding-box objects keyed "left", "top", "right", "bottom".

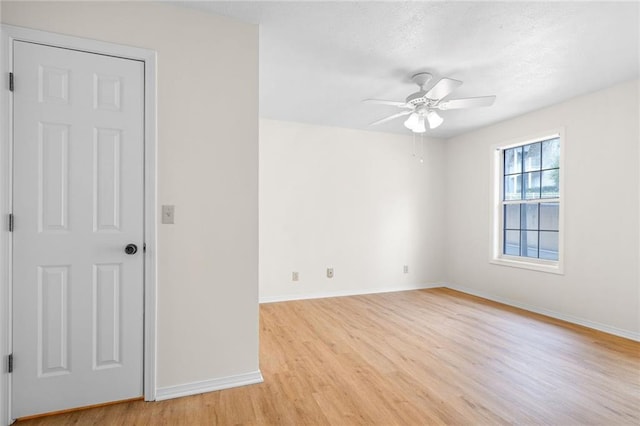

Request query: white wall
[
  {"left": 260, "top": 119, "right": 446, "bottom": 301},
  {"left": 1, "top": 0, "right": 259, "bottom": 401},
  {"left": 444, "top": 79, "right": 640, "bottom": 337}
]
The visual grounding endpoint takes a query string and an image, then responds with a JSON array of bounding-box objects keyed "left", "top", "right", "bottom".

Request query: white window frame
[{"left": 490, "top": 128, "right": 565, "bottom": 274}]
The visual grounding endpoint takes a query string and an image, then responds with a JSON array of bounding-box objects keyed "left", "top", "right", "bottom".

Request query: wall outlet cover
[{"left": 162, "top": 205, "right": 175, "bottom": 224}]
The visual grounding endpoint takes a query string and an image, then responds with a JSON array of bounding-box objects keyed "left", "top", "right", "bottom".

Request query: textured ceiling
[{"left": 173, "top": 1, "right": 639, "bottom": 138}]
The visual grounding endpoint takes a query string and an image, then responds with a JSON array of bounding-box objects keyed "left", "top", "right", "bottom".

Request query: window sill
[{"left": 490, "top": 256, "right": 564, "bottom": 275}]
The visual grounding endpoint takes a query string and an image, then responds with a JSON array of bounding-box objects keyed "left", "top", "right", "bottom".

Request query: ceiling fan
[{"left": 364, "top": 72, "right": 496, "bottom": 133}]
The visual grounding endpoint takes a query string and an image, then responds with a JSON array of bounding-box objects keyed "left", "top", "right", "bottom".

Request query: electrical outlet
[
  {"left": 292, "top": 272, "right": 299, "bottom": 281},
  {"left": 403, "top": 265, "right": 409, "bottom": 274},
  {"left": 327, "top": 268, "right": 334, "bottom": 278}
]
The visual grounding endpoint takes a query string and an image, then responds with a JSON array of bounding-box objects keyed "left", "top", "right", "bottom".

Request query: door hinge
[
  {"left": 8, "top": 213, "right": 13, "bottom": 232},
  {"left": 9, "top": 72, "right": 13, "bottom": 92},
  {"left": 7, "top": 354, "right": 13, "bottom": 373}
]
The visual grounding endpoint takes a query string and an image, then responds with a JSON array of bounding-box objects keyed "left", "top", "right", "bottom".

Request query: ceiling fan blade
[
  {"left": 425, "top": 78, "right": 463, "bottom": 100},
  {"left": 363, "top": 99, "right": 407, "bottom": 107},
  {"left": 370, "top": 110, "right": 411, "bottom": 126},
  {"left": 437, "top": 96, "right": 496, "bottom": 110}
]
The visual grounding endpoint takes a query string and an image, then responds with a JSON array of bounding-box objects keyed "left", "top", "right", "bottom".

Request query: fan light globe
[
  {"left": 426, "top": 110, "right": 444, "bottom": 129},
  {"left": 404, "top": 112, "right": 427, "bottom": 133},
  {"left": 404, "top": 113, "right": 419, "bottom": 130},
  {"left": 413, "top": 117, "right": 427, "bottom": 133}
]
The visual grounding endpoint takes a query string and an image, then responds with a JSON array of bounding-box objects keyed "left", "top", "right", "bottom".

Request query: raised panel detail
[
  {"left": 38, "top": 123, "right": 69, "bottom": 233},
  {"left": 93, "top": 74, "right": 121, "bottom": 111},
  {"left": 38, "top": 66, "right": 69, "bottom": 104},
  {"left": 37, "top": 266, "right": 70, "bottom": 377},
  {"left": 93, "top": 128, "right": 121, "bottom": 232},
  {"left": 93, "top": 264, "right": 122, "bottom": 369}
]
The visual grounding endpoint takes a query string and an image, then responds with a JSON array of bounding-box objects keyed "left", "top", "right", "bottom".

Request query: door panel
[{"left": 12, "top": 41, "right": 144, "bottom": 418}]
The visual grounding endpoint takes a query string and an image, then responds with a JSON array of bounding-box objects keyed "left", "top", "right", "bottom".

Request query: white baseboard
[
  {"left": 155, "top": 370, "right": 264, "bottom": 401},
  {"left": 446, "top": 283, "right": 640, "bottom": 342},
  {"left": 259, "top": 282, "right": 444, "bottom": 304}
]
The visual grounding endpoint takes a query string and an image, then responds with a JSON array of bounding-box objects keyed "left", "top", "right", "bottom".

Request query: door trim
[{"left": 0, "top": 24, "right": 158, "bottom": 423}]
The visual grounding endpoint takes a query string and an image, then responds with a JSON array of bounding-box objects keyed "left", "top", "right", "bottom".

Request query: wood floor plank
[{"left": 17, "top": 288, "right": 640, "bottom": 425}]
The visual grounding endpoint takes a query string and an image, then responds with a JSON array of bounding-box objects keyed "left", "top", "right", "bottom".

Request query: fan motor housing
[
  {"left": 406, "top": 91, "right": 424, "bottom": 105},
  {"left": 406, "top": 91, "right": 436, "bottom": 107}
]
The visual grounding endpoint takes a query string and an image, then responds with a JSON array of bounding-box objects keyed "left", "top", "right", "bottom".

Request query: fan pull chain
[{"left": 420, "top": 133, "right": 425, "bottom": 163}]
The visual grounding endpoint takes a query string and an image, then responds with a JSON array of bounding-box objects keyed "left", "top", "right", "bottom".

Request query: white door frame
[{"left": 0, "top": 25, "right": 158, "bottom": 423}]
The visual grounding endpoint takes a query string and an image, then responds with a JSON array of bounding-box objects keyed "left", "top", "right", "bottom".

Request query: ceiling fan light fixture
[
  {"left": 403, "top": 112, "right": 419, "bottom": 130},
  {"left": 426, "top": 110, "right": 444, "bottom": 129},
  {"left": 413, "top": 117, "right": 427, "bottom": 133}
]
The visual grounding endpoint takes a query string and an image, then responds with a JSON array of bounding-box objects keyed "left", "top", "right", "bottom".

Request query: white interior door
[{"left": 12, "top": 40, "right": 144, "bottom": 418}]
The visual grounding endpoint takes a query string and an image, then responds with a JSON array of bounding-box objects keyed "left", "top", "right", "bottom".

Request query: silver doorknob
[{"left": 125, "top": 244, "right": 138, "bottom": 255}]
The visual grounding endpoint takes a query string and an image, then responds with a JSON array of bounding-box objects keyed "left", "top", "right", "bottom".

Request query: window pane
[
  {"left": 500, "top": 137, "right": 560, "bottom": 263},
  {"left": 540, "top": 203, "right": 559, "bottom": 231},
  {"left": 539, "top": 231, "right": 559, "bottom": 260},
  {"left": 521, "top": 230, "right": 538, "bottom": 258},
  {"left": 504, "top": 204, "right": 520, "bottom": 229},
  {"left": 520, "top": 204, "right": 538, "bottom": 230},
  {"left": 504, "top": 230, "right": 520, "bottom": 256},
  {"left": 504, "top": 174, "right": 522, "bottom": 200},
  {"left": 541, "top": 169, "right": 559, "bottom": 198},
  {"left": 523, "top": 142, "right": 541, "bottom": 172},
  {"left": 523, "top": 171, "right": 541, "bottom": 199},
  {"left": 504, "top": 147, "right": 522, "bottom": 175},
  {"left": 542, "top": 138, "right": 560, "bottom": 169}
]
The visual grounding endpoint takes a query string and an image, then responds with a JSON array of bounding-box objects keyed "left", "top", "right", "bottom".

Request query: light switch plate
[{"left": 162, "top": 205, "right": 175, "bottom": 224}]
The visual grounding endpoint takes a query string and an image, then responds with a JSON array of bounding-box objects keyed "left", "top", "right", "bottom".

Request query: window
[{"left": 492, "top": 131, "right": 563, "bottom": 273}]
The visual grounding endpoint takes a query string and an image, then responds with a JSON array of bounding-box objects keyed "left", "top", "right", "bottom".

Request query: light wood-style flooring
[{"left": 18, "top": 288, "right": 640, "bottom": 425}]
